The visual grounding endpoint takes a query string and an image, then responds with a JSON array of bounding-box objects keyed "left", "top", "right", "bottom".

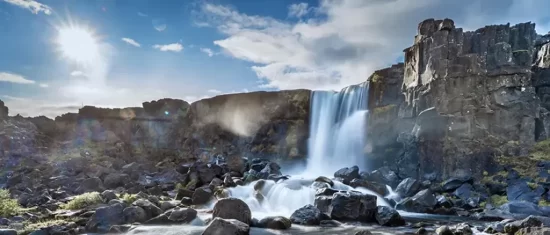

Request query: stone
[
  {"left": 441, "top": 177, "right": 472, "bottom": 192},
  {"left": 132, "top": 199, "right": 163, "bottom": 219},
  {"left": 395, "top": 178, "right": 421, "bottom": 198},
  {"left": 314, "top": 176, "right": 334, "bottom": 187},
  {"left": 226, "top": 155, "right": 246, "bottom": 174},
  {"left": 123, "top": 206, "right": 148, "bottom": 223},
  {"left": 349, "top": 179, "right": 388, "bottom": 195},
  {"left": 314, "top": 195, "right": 332, "bottom": 215},
  {"left": 196, "top": 163, "right": 223, "bottom": 185},
  {"left": 396, "top": 189, "right": 437, "bottom": 213},
  {"left": 504, "top": 216, "right": 543, "bottom": 234},
  {"left": 499, "top": 201, "right": 544, "bottom": 216},
  {"left": 330, "top": 191, "right": 377, "bottom": 222},
  {"left": 202, "top": 218, "right": 250, "bottom": 235},
  {"left": 103, "top": 173, "right": 129, "bottom": 189},
  {"left": 290, "top": 204, "right": 323, "bottom": 225},
  {"left": 101, "top": 190, "right": 117, "bottom": 202},
  {"left": 435, "top": 225, "right": 453, "bottom": 235},
  {"left": 223, "top": 174, "right": 237, "bottom": 187},
  {"left": 375, "top": 206, "right": 405, "bottom": 226},
  {"left": 192, "top": 187, "right": 214, "bottom": 205},
  {"left": 109, "top": 225, "right": 131, "bottom": 233},
  {"left": 369, "top": 167, "right": 400, "bottom": 188},
  {"left": 75, "top": 177, "right": 105, "bottom": 194},
  {"left": 507, "top": 179, "right": 540, "bottom": 204},
  {"left": 86, "top": 203, "right": 124, "bottom": 232},
  {"left": 168, "top": 207, "right": 197, "bottom": 223},
  {"left": 354, "top": 230, "right": 373, "bottom": 235},
  {"left": 0, "top": 230, "right": 16, "bottom": 235},
  {"left": 209, "top": 177, "right": 223, "bottom": 188},
  {"left": 175, "top": 188, "right": 194, "bottom": 200},
  {"left": 213, "top": 198, "right": 252, "bottom": 225},
  {"left": 160, "top": 200, "right": 180, "bottom": 211},
  {"left": 334, "top": 166, "right": 360, "bottom": 184},
  {"left": 256, "top": 216, "right": 291, "bottom": 230},
  {"left": 515, "top": 227, "right": 550, "bottom": 235}
]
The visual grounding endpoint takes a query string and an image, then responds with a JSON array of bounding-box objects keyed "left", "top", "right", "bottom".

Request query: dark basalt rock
[
  {"left": 213, "top": 198, "right": 252, "bottom": 225},
  {"left": 507, "top": 179, "right": 540, "bottom": 204},
  {"left": 256, "top": 216, "right": 291, "bottom": 230},
  {"left": 330, "top": 191, "right": 377, "bottom": 222},
  {"left": 395, "top": 178, "right": 421, "bottom": 198},
  {"left": 375, "top": 206, "right": 405, "bottom": 226},
  {"left": 203, "top": 218, "right": 250, "bottom": 235},
  {"left": 86, "top": 203, "right": 124, "bottom": 232},
  {"left": 290, "top": 204, "right": 323, "bottom": 225},
  {"left": 396, "top": 189, "right": 437, "bottom": 213},
  {"left": 192, "top": 187, "right": 214, "bottom": 205},
  {"left": 334, "top": 166, "right": 360, "bottom": 184}
]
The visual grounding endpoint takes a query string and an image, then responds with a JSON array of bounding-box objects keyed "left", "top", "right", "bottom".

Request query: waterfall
[{"left": 305, "top": 82, "right": 369, "bottom": 177}]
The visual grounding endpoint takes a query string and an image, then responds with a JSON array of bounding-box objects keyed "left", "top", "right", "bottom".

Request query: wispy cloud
[
  {"left": 288, "top": 3, "right": 310, "bottom": 18},
  {"left": 39, "top": 83, "right": 49, "bottom": 88},
  {"left": 121, "top": 37, "right": 141, "bottom": 47},
  {"left": 2, "top": 95, "right": 30, "bottom": 101},
  {"left": 153, "top": 43, "right": 183, "bottom": 52},
  {"left": 137, "top": 11, "right": 148, "bottom": 17},
  {"left": 0, "top": 72, "right": 35, "bottom": 84},
  {"left": 3, "top": 0, "right": 52, "bottom": 15},
  {"left": 200, "top": 47, "right": 215, "bottom": 57},
  {"left": 70, "top": 71, "right": 85, "bottom": 77},
  {"left": 207, "top": 89, "right": 222, "bottom": 94}
]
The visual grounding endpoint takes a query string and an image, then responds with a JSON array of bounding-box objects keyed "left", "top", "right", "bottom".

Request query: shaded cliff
[{"left": 366, "top": 19, "right": 550, "bottom": 181}]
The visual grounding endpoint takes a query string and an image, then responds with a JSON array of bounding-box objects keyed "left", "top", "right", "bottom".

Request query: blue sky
[{"left": 1, "top": 0, "right": 549, "bottom": 117}]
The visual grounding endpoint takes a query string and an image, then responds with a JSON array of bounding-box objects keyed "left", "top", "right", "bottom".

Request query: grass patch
[
  {"left": 61, "top": 192, "right": 103, "bottom": 210},
  {"left": 489, "top": 195, "right": 508, "bottom": 207},
  {"left": 18, "top": 219, "right": 74, "bottom": 235},
  {"left": 0, "top": 189, "right": 21, "bottom": 217},
  {"left": 121, "top": 193, "right": 139, "bottom": 204}
]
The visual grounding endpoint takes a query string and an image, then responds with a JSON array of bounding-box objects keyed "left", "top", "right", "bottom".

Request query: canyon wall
[{"left": 367, "top": 19, "right": 550, "bottom": 180}]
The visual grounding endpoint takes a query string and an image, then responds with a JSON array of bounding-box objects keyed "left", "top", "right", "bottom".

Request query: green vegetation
[
  {"left": 61, "top": 192, "right": 103, "bottom": 210},
  {"left": 489, "top": 195, "right": 508, "bottom": 207},
  {"left": 371, "top": 104, "right": 397, "bottom": 116},
  {"left": 185, "top": 179, "right": 198, "bottom": 189},
  {"left": 0, "top": 189, "right": 21, "bottom": 217},
  {"left": 121, "top": 193, "right": 139, "bottom": 204},
  {"left": 527, "top": 182, "right": 538, "bottom": 190},
  {"left": 539, "top": 200, "right": 550, "bottom": 206},
  {"left": 369, "top": 73, "right": 383, "bottom": 83},
  {"left": 18, "top": 219, "right": 74, "bottom": 235}
]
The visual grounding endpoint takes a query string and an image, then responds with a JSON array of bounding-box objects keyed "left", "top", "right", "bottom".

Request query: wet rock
[
  {"left": 109, "top": 225, "right": 131, "bottom": 233},
  {"left": 213, "top": 198, "right": 252, "bottom": 225},
  {"left": 504, "top": 216, "right": 543, "bottom": 234},
  {"left": 0, "top": 230, "right": 16, "bottom": 235},
  {"left": 435, "top": 225, "right": 453, "bottom": 235},
  {"left": 441, "top": 177, "right": 472, "bottom": 192},
  {"left": 334, "top": 166, "right": 360, "bottom": 184},
  {"left": 416, "top": 227, "right": 428, "bottom": 235},
  {"left": 369, "top": 167, "right": 399, "bottom": 188},
  {"left": 396, "top": 189, "right": 437, "bottom": 213},
  {"left": 133, "top": 199, "right": 163, "bottom": 219},
  {"left": 243, "top": 169, "right": 267, "bottom": 183},
  {"left": 354, "top": 230, "right": 373, "bottom": 235},
  {"left": 349, "top": 179, "right": 388, "bottom": 195},
  {"left": 314, "top": 176, "right": 334, "bottom": 187},
  {"left": 144, "top": 214, "right": 171, "bottom": 224},
  {"left": 320, "top": 220, "right": 341, "bottom": 227},
  {"left": 226, "top": 155, "right": 246, "bottom": 174},
  {"left": 101, "top": 190, "right": 117, "bottom": 202},
  {"left": 375, "top": 206, "right": 405, "bottom": 226},
  {"left": 515, "top": 227, "right": 550, "bottom": 235},
  {"left": 0, "top": 218, "right": 9, "bottom": 226},
  {"left": 86, "top": 203, "right": 124, "bottom": 232},
  {"left": 123, "top": 206, "right": 148, "bottom": 223},
  {"left": 223, "top": 174, "right": 237, "bottom": 187},
  {"left": 330, "top": 191, "right": 377, "bottom": 222},
  {"left": 75, "top": 177, "right": 105, "bottom": 194},
  {"left": 314, "top": 195, "right": 332, "bottom": 215},
  {"left": 103, "top": 173, "right": 129, "bottom": 189},
  {"left": 160, "top": 201, "right": 180, "bottom": 211},
  {"left": 192, "top": 187, "right": 213, "bottom": 205},
  {"left": 290, "top": 204, "right": 323, "bottom": 225},
  {"left": 395, "top": 178, "right": 421, "bottom": 198},
  {"left": 209, "top": 177, "right": 223, "bottom": 188},
  {"left": 507, "top": 179, "right": 540, "bottom": 204},
  {"left": 260, "top": 162, "right": 281, "bottom": 176},
  {"left": 202, "top": 218, "right": 250, "bottom": 235},
  {"left": 315, "top": 187, "right": 339, "bottom": 196},
  {"left": 256, "top": 216, "right": 291, "bottom": 230},
  {"left": 436, "top": 195, "right": 453, "bottom": 208},
  {"left": 181, "top": 197, "right": 193, "bottom": 205},
  {"left": 168, "top": 207, "right": 197, "bottom": 223},
  {"left": 175, "top": 188, "right": 194, "bottom": 200},
  {"left": 498, "top": 201, "right": 544, "bottom": 217},
  {"left": 196, "top": 163, "right": 223, "bottom": 185}
]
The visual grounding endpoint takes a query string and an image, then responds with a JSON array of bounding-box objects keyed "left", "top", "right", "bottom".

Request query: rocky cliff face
[{"left": 367, "top": 19, "right": 550, "bottom": 180}]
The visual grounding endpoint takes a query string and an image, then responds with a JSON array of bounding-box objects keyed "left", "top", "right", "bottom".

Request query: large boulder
[
  {"left": 256, "top": 216, "right": 292, "bottom": 230},
  {"left": 330, "top": 191, "right": 377, "bottom": 222},
  {"left": 334, "top": 166, "right": 360, "bottom": 184},
  {"left": 202, "top": 218, "right": 250, "bottom": 235},
  {"left": 349, "top": 179, "right": 387, "bottom": 195},
  {"left": 507, "top": 179, "right": 540, "bottom": 204},
  {"left": 103, "top": 173, "right": 129, "bottom": 189},
  {"left": 504, "top": 216, "right": 543, "bottom": 234},
  {"left": 196, "top": 163, "right": 224, "bottom": 185},
  {"left": 369, "top": 167, "right": 399, "bottom": 188},
  {"left": 396, "top": 189, "right": 437, "bottom": 213},
  {"left": 375, "top": 206, "right": 405, "bottom": 226},
  {"left": 123, "top": 206, "right": 148, "bottom": 223},
  {"left": 290, "top": 204, "right": 323, "bottom": 225},
  {"left": 75, "top": 177, "right": 105, "bottom": 194},
  {"left": 168, "top": 207, "right": 197, "bottom": 223},
  {"left": 395, "top": 178, "right": 421, "bottom": 198},
  {"left": 192, "top": 187, "right": 214, "bottom": 205},
  {"left": 133, "top": 199, "right": 163, "bottom": 219},
  {"left": 86, "top": 203, "right": 124, "bottom": 232},
  {"left": 213, "top": 198, "right": 252, "bottom": 225}
]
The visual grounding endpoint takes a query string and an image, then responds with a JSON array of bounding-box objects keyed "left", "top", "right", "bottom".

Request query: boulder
[
  {"left": 196, "top": 163, "right": 223, "bottom": 185},
  {"left": 0, "top": 230, "right": 16, "bottom": 235},
  {"left": 86, "top": 203, "right": 124, "bottom": 232},
  {"left": 103, "top": 173, "right": 129, "bottom": 189},
  {"left": 498, "top": 201, "right": 544, "bottom": 217},
  {"left": 290, "top": 204, "right": 323, "bottom": 225},
  {"left": 334, "top": 166, "right": 360, "bottom": 184},
  {"left": 223, "top": 174, "right": 237, "bottom": 187},
  {"left": 504, "top": 216, "right": 543, "bottom": 234},
  {"left": 435, "top": 225, "right": 453, "bottom": 235},
  {"left": 395, "top": 178, "right": 421, "bottom": 198},
  {"left": 160, "top": 201, "right": 180, "bottom": 211},
  {"left": 123, "top": 206, "right": 148, "bottom": 223},
  {"left": 515, "top": 227, "right": 550, "bottom": 235},
  {"left": 369, "top": 167, "right": 399, "bottom": 188},
  {"left": 507, "top": 180, "right": 540, "bottom": 204},
  {"left": 256, "top": 216, "right": 292, "bottom": 230},
  {"left": 314, "top": 176, "right": 334, "bottom": 187},
  {"left": 202, "top": 218, "right": 250, "bottom": 235},
  {"left": 168, "top": 207, "right": 197, "bottom": 223},
  {"left": 209, "top": 177, "right": 223, "bottom": 188},
  {"left": 75, "top": 177, "right": 105, "bottom": 194},
  {"left": 349, "top": 179, "right": 387, "bottom": 195},
  {"left": 192, "top": 187, "right": 214, "bottom": 205},
  {"left": 133, "top": 199, "right": 163, "bottom": 219},
  {"left": 314, "top": 195, "right": 333, "bottom": 215},
  {"left": 101, "top": 190, "right": 117, "bottom": 202},
  {"left": 175, "top": 188, "right": 194, "bottom": 200},
  {"left": 375, "top": 206, "right": 405, "bottom": 226},
  {"left": 441, "top": 177, "right": 473, "bottom": 192},
  {"left": 213, "top": 198, "right": 252, "bottom": 225},
  {"left": 330, "top": 191, "right": 377, "bottom": 222},
  {"left": 226, "top": 155, "right": 246, "bottom": 174},
  {"left": 396, "top": 189, "right": 437, "bottom": 213}
]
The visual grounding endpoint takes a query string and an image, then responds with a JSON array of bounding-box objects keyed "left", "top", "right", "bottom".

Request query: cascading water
[{"left": 305, "top": 82, "right": 369, "bottom": 176}]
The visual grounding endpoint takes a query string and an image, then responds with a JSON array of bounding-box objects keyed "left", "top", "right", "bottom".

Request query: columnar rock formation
[{"left": 367, "top": 19, "right": 550, "bottom": 180}]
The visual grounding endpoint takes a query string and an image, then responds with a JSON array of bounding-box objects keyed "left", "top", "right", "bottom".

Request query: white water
[{"left": 305, "top": 82, "right": 369, "bottom": 176}]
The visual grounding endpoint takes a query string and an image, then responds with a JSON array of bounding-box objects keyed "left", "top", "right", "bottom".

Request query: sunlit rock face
[
  {"left": 366, "top": 18, "right": 549, "bottom": 180},
  {"left": 176, "top": 89, "right": 310, "bottom": 162}
]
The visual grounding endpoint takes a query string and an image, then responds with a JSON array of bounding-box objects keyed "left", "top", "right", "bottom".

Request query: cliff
[{"left": 366, "top": 19, "right": 550, "bottom": 180}]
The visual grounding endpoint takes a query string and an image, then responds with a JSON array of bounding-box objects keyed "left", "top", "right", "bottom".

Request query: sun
[{"left": 57, "top": 27, "right": 99, "bottom": 63}]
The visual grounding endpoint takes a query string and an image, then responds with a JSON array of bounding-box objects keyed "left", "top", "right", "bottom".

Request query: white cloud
[
  {"left": 288, "top": 3, "right": 310, "bottom": 18},
  {"left": 200, "top": 47, "right": 215, "bottom": 57},
  {"left": 198, "top": 0, "right": 550, "bottom": 91},
  {"left": 70, "top": 71, "right": 85, "bottom": 77},
  {"left": 0, "top": 72, "right": 35, "bottom": 84},
  {"left": 137, "top": 11, "right": 148, "bottom": 17},
  {"left": 153, "top": 43, "right": 183, "bottom": 52},
  {"left": 208, "top": 89, "right": 222, "bottom": 94},
  {"left": 2, "top": 95, "right": 29, "bottom": 101},
  {"left": 39, "top": 83, "right": 49, "bottom": 88},
  {"left": 121, "top": 37, "right": 141, "bottom": 47},
  {"left": 3, "top": 0, "right": 52, "bottom": 15}
]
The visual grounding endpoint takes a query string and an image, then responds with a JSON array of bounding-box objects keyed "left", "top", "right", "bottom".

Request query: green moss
[
  {"left": 480, "top": 201, "right": 487, "bottom": 208},
  {"left": 121, "top": 193, "right": 139, "bottom": 204},
  {"left": 61, "top": 192, "right": 103, "bottom": 210},
  {"left": 490, "top": 195, "right": 508, "bottom": 207},
  {"left": 539, "top": 200, "right": 550, "bottom": 206},
  {"left": 186, "top": 179, "right": 198, "bottom": 189},
  {"left": 528, "top": 182, "right": 538, "bottom": 190},
  {"left": 371, "top": 104, "right": 396, "bottom": 116},
  {"left": 18, "top": 219, "right": 74, "bottom": 235},
  {"left": 0, "top": 189, "right": 21, "bottom": 217},
  {"left": 369, "top": 73, "right": 383, "bottom": 83}
]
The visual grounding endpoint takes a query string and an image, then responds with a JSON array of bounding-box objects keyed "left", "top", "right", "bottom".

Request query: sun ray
[{"left": 56, "top": 25, "right": 99, "bottom": 64}]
